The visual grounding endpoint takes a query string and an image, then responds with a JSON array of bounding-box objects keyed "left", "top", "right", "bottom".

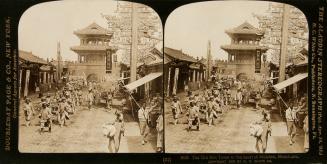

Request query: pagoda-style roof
[
  {"left": 19, "top": 50, "right": 48, "bottom": 65},
  {"left": 74, "top": 22, "right": 112, "bottom": 36},
  {"left": 221, "top": 44, "right": 268, "bottom": 52},
  {"left": 164, "top": 47, "right": 197, "bottom": 63},
  {"left": 226, "top": 21, "right": 264, "bottom": 37},
  {"left": 71, "top": 45, "right": 116, "bottom": 52}
]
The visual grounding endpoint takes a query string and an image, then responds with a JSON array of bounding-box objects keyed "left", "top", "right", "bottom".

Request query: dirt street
[
  {"left": 165, "top": 93, "right": 305, "bottom": 153},
  {"left": 19, "top": 104, "right": 157, "bottom": 153}
]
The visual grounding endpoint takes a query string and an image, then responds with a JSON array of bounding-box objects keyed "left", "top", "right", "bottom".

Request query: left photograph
[{"left": 18, "top": 0, "right": 163, "bottom": 153}]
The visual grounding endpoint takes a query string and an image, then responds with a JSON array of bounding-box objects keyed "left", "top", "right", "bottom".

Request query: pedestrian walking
[
  {"left": 58, "top": 98, "right": 69, "bottom": 127},
  {"left": 235, "top": 89, "right": 243, "bottom": 109},
  {"left": 138, "top": 104, "right": 150, "bottom": 145},
  {"left": 87, "top": 89, "right": 94, "bottom": 110},
  {"left": 303, "top": 114, "right": 309, "bottom": 152},
  {"left": 23, "top": 98, "right": 34, "bottom": 127},
  {"left": 171, "top": 96, "right": 182, "bottom": 125},
  {"left": 39, "top": 102, "right": 52, "bottom": 133},
  {"left": 285, "top": 103, "right": 299, "bottom": 145},
  {"left": 156, "top": 111, "right": 163, "bottom": 152},
  {"left": 107, "top": 111, "right": 125, "bottom": 153},
  {"left": 188, "top": 102, "right": 200, "bottom": 131},
  {"left": 258, "top": 109, "right": 272, "bottom": 153}
]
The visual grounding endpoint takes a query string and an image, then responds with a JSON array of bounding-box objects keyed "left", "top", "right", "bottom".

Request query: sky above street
[
  {"left": 19, "top": 1, "right": 305, "bottom": 62},
  {"left": 165, "top": 1, "right": 272, "bottom": 60},
  {"left": 19, "top": 0, "right": 119, "bottom": 61}
]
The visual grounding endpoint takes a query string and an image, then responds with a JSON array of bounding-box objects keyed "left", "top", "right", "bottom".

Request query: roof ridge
[{"left": 74, "top": 22, "right": 109, "bottom": 35}]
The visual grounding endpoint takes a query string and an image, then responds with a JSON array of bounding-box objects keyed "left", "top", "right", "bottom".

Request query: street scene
[
  {"left": 18, "top": 1, "right": 163, "bottom": 153},
  {"left": 164, "top": 2, "right": 308, "bottom": 153}
]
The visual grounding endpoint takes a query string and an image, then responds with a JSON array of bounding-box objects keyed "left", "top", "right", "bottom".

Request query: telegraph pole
[
  {"left": 206, "top": 40, "right": 212, "bottom": 81},
  {"left": 57, "top": 42, "right": 61, "bottom": 82},
  {"left": 130, "top": 3, "right": 138, "bottom": 82},
  {"left": 278, "top": 4, "right": 290, "bottom": 82}
]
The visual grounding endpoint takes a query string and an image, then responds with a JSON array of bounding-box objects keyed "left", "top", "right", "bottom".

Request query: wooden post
[
  {"left": 166, "top": 67, "right": 171, "bottom": 96},
  {"left": 24, "top": 70, "right": 30, "bottom": 97},
  {"left": 207, "top": 40, "right": 211, "bottom": 81},
  {"left": 193, "top": 70, "right": 196, "bottom": 82},
  {"left": 197, "top": 71, "right": 200, "bottom": 82},
  {"left": 293, "top": 83, "right": 297, "bottom": 98},
  {"left": 279, "top": 4, "right": 290, "bottom": 82},
  {"left": 39, "top": 72, "right": 42, "bottom": 83},
  {"left": 50, "top": 73, "right": 53, "bottom": 83},
  {"left": 43, "top": 72, "right": 46, "bottom": 84},
  {"left": 47, "top": 72, "right": 50, "bottom": 83},
  {"left": 130, "top": 3, "right": 138, "bottom": 83},
  {"left": 172, "top": 68, "right": 179, "bottom": 95},
  {"left": 19, "top": 69, "right": 22, "bottom": 98}
]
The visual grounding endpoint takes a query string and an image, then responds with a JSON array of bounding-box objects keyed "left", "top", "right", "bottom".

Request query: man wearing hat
[
  {"left": 23, "top": 98, "right": 34, "bottom": 127},
  {"left": 171, "top": 95, "right": 182, "bottom": 125}
]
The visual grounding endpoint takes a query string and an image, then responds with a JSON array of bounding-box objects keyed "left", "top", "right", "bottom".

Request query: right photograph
[{"left": 164, "top": 1, "right": 308, "bottom": 153}]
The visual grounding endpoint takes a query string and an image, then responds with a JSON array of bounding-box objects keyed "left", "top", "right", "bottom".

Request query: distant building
[
  {"left": 272, "top": 48, "right": 308, "bottom": 100},
  {"left": 221, "top": 22, "right": 268, "bottom": 80},
  {"left": 19, "top": 50, "right": 55, "bottom": 97},
  {"left": 124, "top": 48, "right": 164, "bottom": 99},
  {"left": 70, "top": 22, "right": 118, "bottom": 82},
  {"left": 164, "top": 47, "right": 205, "bottom": 96}
]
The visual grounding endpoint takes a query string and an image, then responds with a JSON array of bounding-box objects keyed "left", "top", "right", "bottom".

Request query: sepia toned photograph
[
  {"left": 18, "top": 0, "right": 163, "bottom": 153},
  {"left": 164, "top": 1, "right": 308, "bottom": 153}
]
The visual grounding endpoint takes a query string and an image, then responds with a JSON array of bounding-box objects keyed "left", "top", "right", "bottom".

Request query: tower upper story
[
  {"left": 71, "top": 22, "right": 114, "bottom": 53},
  {"left": 221, "top": 22, "right": 267, "bottom": 53}
]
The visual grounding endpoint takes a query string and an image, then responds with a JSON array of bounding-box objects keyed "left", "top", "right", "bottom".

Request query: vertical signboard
[
  {"left": 255, "top": 49, "right": 261, "bottom": 73},
  {"left": 106, "top": 49, "right": 112, "bottom": 73}
]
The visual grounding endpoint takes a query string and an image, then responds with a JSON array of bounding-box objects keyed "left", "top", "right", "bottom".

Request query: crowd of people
[
  {"left": 171, "top": 77, "right": 254, "bottom": 130},
  {"left": 22, "top": 79, "right": 88, "bottom": 133},
  {"left": 170, "top": 76, "right": 309, "bottom": 153},
  {"left": 137, "top": 95, "right": 164, "bottom": 152}
]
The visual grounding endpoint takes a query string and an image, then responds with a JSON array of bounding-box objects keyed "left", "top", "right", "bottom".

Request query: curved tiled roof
[
  {"left": 164, "top": 47, "right": 197, "bottom": 63},
  {"left": 19, "top": 50, "right": 48, "bottom": 65},
  {"left": 74, "top": 22, "right": 112, "bottom": 36},
  {"left": 226, "top": 22, "right": 264, "bottom": 35}
]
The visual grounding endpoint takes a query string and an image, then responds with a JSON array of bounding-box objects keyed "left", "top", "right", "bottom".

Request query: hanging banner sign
[
  {"left": 255, "top": 49, "right": 261, "bottom": 73},
  {"left": 106, "top": 50, "right": 112, "bottom": 73}
]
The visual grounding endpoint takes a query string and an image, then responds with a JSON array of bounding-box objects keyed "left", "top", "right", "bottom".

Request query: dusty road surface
[
  {"left": 19, "top": 103, "right": 157, "bottom": 153},
  {"left": 165, "top": 93, "right": 305, "bottom": 153}
]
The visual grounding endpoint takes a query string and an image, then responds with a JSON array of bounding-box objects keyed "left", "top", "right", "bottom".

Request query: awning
[
  {"left": 124, "top": 72, "right": 162, "bottom": 91},
  {"left": 273, "top": 73, "right": 308, "bottom": 91}
]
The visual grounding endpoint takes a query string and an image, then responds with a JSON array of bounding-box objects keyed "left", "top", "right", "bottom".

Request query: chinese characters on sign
[
  {"left": 106, "top": 49, "right": 112, "bottom": 73},
  {"left": 255, "top": 49, "right": 261, "bottom": 73}
]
